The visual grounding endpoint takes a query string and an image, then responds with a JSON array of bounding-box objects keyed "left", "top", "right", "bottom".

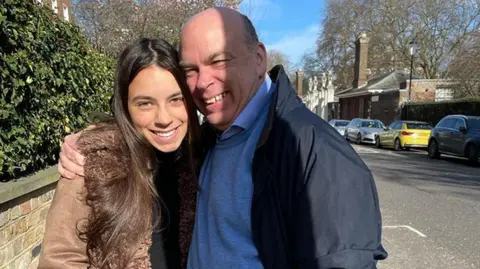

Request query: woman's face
[{"left": 128, "top": 65, "right": 188, "bottom": 153}]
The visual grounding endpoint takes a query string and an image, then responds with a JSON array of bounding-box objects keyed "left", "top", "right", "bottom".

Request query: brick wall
[
  {"left": 0, "top": 168, "right": 58, "bottom": 269},
  {"left": 400, "top": 80, "right": 452, "bottom": 103},
  {"left": 371, "top": 91, "right": 401, "bottom": 125}
]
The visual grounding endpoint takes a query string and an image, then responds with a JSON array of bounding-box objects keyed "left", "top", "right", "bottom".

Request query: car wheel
[
  {"left": 428, "top": 139, "right": 440, "bottom": 159},
  {"left": 356, "top": 133, "right": 362, "bottom": 145},
  {"left": 394, "top": 138, "right": 402, "bottom": 151},
  {"left": 466, "top": 143, "right": 478, "bottom": 166},
  {"left": 375, "top": 136, "right": 382, "bottom": 148}
]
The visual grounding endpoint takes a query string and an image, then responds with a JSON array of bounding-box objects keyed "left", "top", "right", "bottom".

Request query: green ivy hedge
[
  {"left": 0, "top": 0, "right": 115, "bottom": 180},
  {"left": 403, "top": 99, "right": 480, "bottom": 126}
]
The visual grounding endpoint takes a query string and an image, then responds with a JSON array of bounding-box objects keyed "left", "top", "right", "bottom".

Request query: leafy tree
[{"left": 0, "top": 0, "right": 114, "bottom": 180}]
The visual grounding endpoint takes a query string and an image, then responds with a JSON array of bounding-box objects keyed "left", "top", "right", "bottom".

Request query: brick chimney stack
[
  {"left": 352, "top": 32, "right": 369, "bottom": 89},
  {"left": 296, "top": 69, "right": 303, "bottom": 96}
]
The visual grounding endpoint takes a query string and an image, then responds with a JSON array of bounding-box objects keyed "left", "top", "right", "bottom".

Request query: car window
[
  {"left": 467, "top": 118, "right": 480, "bottom": 130},
  {"left": 406, "top": 122, "right": 432, "bottom": 129},
  {"left": 438, "top": 118, "right": 455, "bottom": 129},
  {"left": 361, "top": 120, "right": 383, "bottom": 128},
  {"left": 390, "top": 122, "right": 400, "bottom": 130},
  {"left": 335, "top": 121, "right": 350, "bottom": 127},
  {"left": 388, "top": 121, "right": 397, "bottom": 129},
  {"left": 453, "top": 119, "right": 466, "bottom": 130}
]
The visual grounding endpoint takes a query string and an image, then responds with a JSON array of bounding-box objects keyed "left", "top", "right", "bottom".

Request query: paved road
[{"left": 350, "top": 144, "right": 480, "bottom": 269}]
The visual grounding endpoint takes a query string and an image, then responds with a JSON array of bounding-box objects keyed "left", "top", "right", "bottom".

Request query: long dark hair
[{"left": 82, "top": 38, "right": 200, "bottom": 269}]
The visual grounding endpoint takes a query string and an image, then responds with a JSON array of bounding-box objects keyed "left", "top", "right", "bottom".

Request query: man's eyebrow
[
  {"left": 179, "top": 61, "right": 195, "bottom": 70},
  {"left": 179, "top": 51, "right": 235, "bottom": 69},
  {"left": 207, "top": 51, "right": 234, "bottom": 62}
]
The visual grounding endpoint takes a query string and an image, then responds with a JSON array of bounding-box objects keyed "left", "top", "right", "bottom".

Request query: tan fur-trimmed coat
[{"left": 38, "top": 123, "right": 196, "bottom": 269}]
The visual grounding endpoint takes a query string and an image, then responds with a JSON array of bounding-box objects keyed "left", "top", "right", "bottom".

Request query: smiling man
[{"left": 179, "top": 7, "right": 387, "bottom": 269}]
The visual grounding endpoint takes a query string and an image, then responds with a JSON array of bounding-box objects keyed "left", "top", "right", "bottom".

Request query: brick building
[
  {"left": 335, "top": 33, "right": 455, "bottom": 125},
  {"left": 36, "top": 0, "right": 71, "bottom": 21}
]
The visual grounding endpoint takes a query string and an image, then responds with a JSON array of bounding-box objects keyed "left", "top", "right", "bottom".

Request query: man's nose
[{"left": 197, "top": 68, "right": 214, "bottom": 90}]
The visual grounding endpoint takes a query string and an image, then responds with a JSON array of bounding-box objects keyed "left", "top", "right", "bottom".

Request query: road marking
[{"left": 383, "top": 225, "right": 427, "bottom": 237}]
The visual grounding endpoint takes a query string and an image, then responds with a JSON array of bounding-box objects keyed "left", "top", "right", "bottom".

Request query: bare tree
[
  {"left": 447, "top": 31, "right": 480, "bottom": 98},
  {"left": 267, "top": 49, "right": 295, "bottom": 81},
  {"left": 72, "top": 0, "right": 243, "bottom": 56},
  {"left": 316, "top": 0, "right": 480, "bottom": 91}
]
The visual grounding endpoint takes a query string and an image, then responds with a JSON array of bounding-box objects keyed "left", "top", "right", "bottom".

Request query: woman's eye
[
  {"left": 138, "top": 102, "right": 152, "bottom": 107},
  {"left": 171, "top": 97, "right": 184, "bottom": 103}
]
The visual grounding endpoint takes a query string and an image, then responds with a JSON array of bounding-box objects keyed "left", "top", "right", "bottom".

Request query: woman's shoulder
[
  {"left": 77, "top": 121, "right": 131, "bottom": 179},
  {"left": 77, "top": 121, "right": 128, "bottom": 155}
]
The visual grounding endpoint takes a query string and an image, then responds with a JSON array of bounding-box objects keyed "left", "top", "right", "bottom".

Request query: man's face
[{"left": 180, "top": 16, "right": 266, "bottom": 131}]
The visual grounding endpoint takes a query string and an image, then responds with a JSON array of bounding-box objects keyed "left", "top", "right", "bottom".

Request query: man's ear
[{"left": 255, "top": 42, "right": 267, "bottom": 78}]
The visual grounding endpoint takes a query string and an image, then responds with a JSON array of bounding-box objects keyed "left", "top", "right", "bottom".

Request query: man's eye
[
  {"left": 213, "top": 59, "right": 227, "bottom": 65},
  {"left": 185, "top": 70, "right": 197, "bottom": 78}
]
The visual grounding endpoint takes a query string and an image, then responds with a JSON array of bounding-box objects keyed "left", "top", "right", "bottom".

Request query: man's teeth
[
  {"left": 205, "top": 93, "right": 227, "bottom": 104},
  {"left": 156, "top": 129, "right": 175, "bottom": 137}
]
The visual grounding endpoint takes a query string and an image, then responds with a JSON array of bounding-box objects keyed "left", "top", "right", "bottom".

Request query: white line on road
[{"left": 383, "top": 225, "right": 427, "bottom": 237}]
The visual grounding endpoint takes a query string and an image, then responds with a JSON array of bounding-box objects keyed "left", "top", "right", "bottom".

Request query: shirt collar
[{"left": 219, "top": 75, "right": 274, "bottom": 140}]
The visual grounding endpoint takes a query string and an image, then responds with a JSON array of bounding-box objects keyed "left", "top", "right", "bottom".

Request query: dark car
[{"left": 427, "top": 115, "right": 480, "bottom": 165}]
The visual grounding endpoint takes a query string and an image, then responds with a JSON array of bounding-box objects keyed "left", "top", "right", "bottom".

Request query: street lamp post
[{"left": 408, "top": 40, "right": 418, "bottom": 103}]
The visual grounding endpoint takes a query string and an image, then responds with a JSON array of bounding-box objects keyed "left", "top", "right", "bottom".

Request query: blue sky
[{"left": 239, "top": 0, "right": 326, "bottom": 68}]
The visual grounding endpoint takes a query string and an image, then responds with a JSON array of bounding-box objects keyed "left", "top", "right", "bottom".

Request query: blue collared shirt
[{"left": 187, "top": 75, "right": 275, "bottom": 269}]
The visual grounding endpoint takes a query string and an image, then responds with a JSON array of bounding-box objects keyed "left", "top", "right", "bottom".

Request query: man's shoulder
[
  {"left": 271, "top": 105, "right": 367, "bottom": 168},
  {"left": 274, "top": 104, "right": 334, "bottom": 140}
]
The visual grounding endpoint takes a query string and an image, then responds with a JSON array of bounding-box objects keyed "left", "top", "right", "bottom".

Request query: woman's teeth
[
  {"left": 205, "top": 92, "right": 227, "bottom": 104},
  {"left": 156, "top": 129, "right": 175, "bottom": 137}
]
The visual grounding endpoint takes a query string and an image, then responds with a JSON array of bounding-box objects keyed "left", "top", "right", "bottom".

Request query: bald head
[
  {"left": 182, "top": 7, "right": 259, "bottom": 50},
  {"left": 179, "top": 7, "right": 267, "bottom": 131}
]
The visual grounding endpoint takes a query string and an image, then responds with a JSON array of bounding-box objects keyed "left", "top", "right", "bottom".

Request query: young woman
[{"left": 38, "top": 38, "right": 201, "bottom": 269}]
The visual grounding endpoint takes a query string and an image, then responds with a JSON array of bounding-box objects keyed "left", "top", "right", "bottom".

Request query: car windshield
[
  {"left": 467, "top": 118, "right": 480, "bottom": 130},
  {"left": 406, "top": 122, "right": 432, "bottom": 130},
  {"left": 361, "top": 120, "right": 383, "bottom": 128},
  {"left": 335, "top": 121, "right": 350, "bottom": 127}
]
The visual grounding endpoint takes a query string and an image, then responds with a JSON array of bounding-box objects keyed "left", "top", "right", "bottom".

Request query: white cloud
[{"left": 266, "top": 24, "right": 320, "bottom": 67}]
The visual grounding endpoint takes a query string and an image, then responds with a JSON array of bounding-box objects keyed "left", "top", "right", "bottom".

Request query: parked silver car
[
  {"left": 328, "top": 119, "right": 350, "bottom": 136},
  {"left": 345, "top": 118, "right": 386, "bottom": 144}
]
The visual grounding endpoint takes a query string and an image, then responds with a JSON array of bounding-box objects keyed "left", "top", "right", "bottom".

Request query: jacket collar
[{"left": 256, "top": 65, "right": 301, "bottom": 149}]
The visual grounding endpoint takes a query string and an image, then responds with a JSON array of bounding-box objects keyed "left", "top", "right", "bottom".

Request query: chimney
[
  {"left": 352, "top": 33, "right": 369, "bottom": 89},
  {"left": 296, "top": 69, "right": 303, "bottom": 96}
]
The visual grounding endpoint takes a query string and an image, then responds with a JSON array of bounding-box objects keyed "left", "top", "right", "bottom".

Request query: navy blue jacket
[{"left": 201, "top": 65, "right": 387, "bottom": 269}]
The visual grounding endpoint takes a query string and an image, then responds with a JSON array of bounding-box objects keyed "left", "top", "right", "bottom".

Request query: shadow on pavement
[{"left": 356, "top": 144, "right": 480, "bottom": 200}]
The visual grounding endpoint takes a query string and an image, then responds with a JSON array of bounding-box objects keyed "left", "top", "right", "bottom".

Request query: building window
[
  {"left": 63, "top": 3, "right": 69, "bottom": 21},
  {"left": 51, "top": 0, "right": 58, "bottom": 14}
]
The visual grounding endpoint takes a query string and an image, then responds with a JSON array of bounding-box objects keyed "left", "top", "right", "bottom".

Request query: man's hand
[{"left": 58, "top": 125, "right": 95, "bottom": 179}]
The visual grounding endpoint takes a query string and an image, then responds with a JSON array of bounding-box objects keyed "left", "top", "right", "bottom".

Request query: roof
[
  {"left": 336, "top": 70, "right": 423, "bottom": 98},
  {"left": 400, "top": 120, "right": 430, "bottom": 124},
  {"left": 445, "top": 115, "right": 480, "bottom": 120}
]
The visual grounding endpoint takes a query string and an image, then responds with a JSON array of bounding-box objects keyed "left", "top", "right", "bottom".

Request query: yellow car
[{"left": 376, "top": 120, "right": 432, "bottom": 150}]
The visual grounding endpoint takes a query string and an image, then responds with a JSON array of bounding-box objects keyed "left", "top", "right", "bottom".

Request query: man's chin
[{"left": 206, "top": 114, "right": 233, "bottom": 131}]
